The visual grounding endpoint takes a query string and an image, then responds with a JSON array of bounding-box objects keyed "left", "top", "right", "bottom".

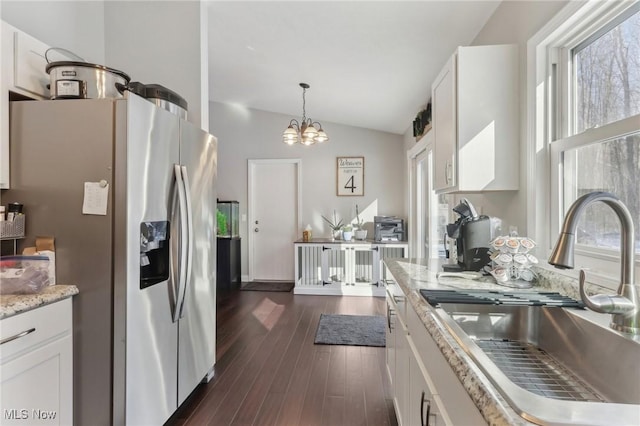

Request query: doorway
[
  {"left": 248, "top": 159, "right": 301, "bottom": 281},
  {"left": 408, "top": 133, "right": 449, "bottom": 260}
]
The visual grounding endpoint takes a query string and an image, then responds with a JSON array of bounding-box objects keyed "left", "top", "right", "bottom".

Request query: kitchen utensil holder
[{"left": 0, "top": 215, "right": 26, "bottom": 239}]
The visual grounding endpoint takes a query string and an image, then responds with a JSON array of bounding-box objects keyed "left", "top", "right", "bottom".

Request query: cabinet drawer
[{"left": 0, "top": 298, "right": 72, "bottom": 361}]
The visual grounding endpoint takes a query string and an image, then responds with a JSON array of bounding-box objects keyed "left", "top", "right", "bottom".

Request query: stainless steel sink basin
[{"left": 434, "top": 303, "right": 640, "bottom": 426}]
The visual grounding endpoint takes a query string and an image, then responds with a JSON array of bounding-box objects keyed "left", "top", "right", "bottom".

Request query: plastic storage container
[
  {"left": 0, "top": 255, "right": 50, "bottom": 294},
  {"left": 216, "top": 201, "right": 239, "bottom": 238}
]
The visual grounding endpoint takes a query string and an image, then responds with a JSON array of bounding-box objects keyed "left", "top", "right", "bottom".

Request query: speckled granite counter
[
  {"left": 0, "top": 285, "right": 79, "bottom": 319},
  {"left": 383, "top": 258, "right": 614, "bottom": 426}
]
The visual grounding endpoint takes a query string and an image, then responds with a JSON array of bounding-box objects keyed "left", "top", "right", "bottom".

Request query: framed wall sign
[{"left": 337, "top": 157, "right": 364, "bottom": 196}]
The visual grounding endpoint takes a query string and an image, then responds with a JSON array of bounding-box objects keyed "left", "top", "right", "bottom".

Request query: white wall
[
  {"left": 1, "top": 1, "right": 105, "bottom": 63},
  {"left": 2, "top": 1, "right": 208, "bottom": 130},
  {"left": 211, "top": 101, "right": 405, "bottom": 277},
  {"left": 406, "top": 1, "right": 568, "bottom": 236},
  {"left": 104, "top": 1, "right": 208, "bottom": 129}
]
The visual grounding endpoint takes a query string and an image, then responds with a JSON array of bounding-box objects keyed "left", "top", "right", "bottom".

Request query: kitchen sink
[{"left": 433, "top": 303, "right": 640, "bottom": 426}]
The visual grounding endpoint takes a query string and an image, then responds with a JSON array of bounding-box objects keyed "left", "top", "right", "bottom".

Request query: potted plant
[
  {"left": 342, "top": 224, "right": 354, "bottom": 241},
  {"left": 322, "top": 210, "right": 344, "bottom": 240},
  {"left": 354, "top": 204, "right": 367, "bottom": 240}
]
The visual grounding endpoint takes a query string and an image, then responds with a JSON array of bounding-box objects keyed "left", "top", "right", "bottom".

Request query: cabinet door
[
  {"left": 0, "top": 335, "right": 73, "bottom": 425},
  {"left": 406, "top": 303, "right": 484, "bottom": 425},
  {"left": 432, "top": 53, "right": 457, "bottom": 192},
  {"left": 395, "top": 319, "right": 410, "bottom": 426},
  {"left": 386, "top": 296, "right": 396, "bottom": 390},
  {"left": 1, "top": 23, "right": 13, "bottom": 188},
  {"left": 409, "top": 351, "right": 448, "bottom": 426}
]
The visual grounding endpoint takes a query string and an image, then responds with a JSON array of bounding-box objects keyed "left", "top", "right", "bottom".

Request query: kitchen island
[{"left": 293, "top": 238, "right": 407, "bottom": 296}]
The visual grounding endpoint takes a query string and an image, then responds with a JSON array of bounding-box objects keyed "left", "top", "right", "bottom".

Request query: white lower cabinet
[
  {"left": 386, "top": 297, "right": 396, "bottom": 387},
  {"left": 386, "top": 281, "right": 410, "bottom": 425},
  {"left": 294, "top": 242, "right": 407, "bottom": 295},
  {"left": 395, "top": 317, "right": 410, "bottom": 425},
  {"left": 386, "top": 279, "right": 485, "bottom": 425},
  {"left": 0, "top": 299, "right": 73, "bottom": 425},
  {"left": 406, "top": 300, "right": 485, "bottom": 425},
  {"left": 409, "top": 350, "right": 446, "bottom": 426}
]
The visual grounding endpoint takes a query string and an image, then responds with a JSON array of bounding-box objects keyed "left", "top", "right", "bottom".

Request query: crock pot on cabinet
[{"left": 45, "top": 61, "right": 131, "bottom": 100}]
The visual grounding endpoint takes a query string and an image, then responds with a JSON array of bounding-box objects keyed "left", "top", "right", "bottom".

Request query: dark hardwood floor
[{"left": 166, "top": 287, "right": 397, "bottom": 426}]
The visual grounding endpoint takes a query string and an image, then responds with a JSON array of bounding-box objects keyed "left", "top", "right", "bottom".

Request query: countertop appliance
[
  {"left": 444, "top": 199, "right": 500, "bottom": 272},
  {"left": 117, "top": 81, "right": 188, "bottom": 119},
  {"left": 7, "top": 94, "right": 217, "bottom": 425},
  {"left": 374, "top": 216, "right": 405, "bottom": 241},
  {"left": 46, "top": 60, "right": 131, "bottom": 100}
]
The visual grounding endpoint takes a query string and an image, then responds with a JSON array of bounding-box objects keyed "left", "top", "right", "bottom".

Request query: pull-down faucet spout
[{"left": 549, "top": 192, "right": 639, "bottom": 334}]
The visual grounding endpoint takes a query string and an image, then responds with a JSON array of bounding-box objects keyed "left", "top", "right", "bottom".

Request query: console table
[{"left": 293, "top": 239, "right": 408, "bottom": 296}]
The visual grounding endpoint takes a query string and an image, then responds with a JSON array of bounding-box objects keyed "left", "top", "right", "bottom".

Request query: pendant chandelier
[{"left": 283, "top": 83, "right": 329, "bottom": 145}]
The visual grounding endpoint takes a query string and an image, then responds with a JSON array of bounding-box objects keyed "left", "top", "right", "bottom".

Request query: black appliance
[
  {"left": 444, "top": 199, "right": 499, "bottom": 272},
  {"left": 374, "top": 216, "right": 406, "bottom": 241}
]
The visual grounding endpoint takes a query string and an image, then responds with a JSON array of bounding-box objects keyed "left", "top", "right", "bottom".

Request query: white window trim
[{"left": 527, "top": 0, "right": 640, "bottom": 290}]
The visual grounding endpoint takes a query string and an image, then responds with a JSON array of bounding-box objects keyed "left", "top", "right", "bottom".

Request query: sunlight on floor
[{"left": 251, "top": 297, "right": 285, "bottom": 331}]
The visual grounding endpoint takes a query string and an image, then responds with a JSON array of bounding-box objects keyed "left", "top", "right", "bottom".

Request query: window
[
  {"left": 563, "top": 133, "right": 640, "bottom": 253},
  {"left": 533, "top": 0, "right": 640, "bottom": 284},
  {"left": 573, "top": 7, "right": 640, "bottom": 133}
]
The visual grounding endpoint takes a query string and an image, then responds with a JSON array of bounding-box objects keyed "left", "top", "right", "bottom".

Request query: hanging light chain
[{"left": 301, "top": 85, "right": 307, "bottom": 123}]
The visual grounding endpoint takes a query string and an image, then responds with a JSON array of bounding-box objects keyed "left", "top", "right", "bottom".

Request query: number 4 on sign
[{"left": 344, "top": 176, "right": 356, "bottom": 193}]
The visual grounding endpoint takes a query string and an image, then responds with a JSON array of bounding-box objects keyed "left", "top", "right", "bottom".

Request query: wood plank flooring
[{"left": 166, "top": 288, "right": 397, "bottom": 426}]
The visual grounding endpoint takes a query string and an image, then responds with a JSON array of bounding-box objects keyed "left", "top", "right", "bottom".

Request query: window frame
[{"left": 528, "top": 0, "right": 640, "bottom": 289}]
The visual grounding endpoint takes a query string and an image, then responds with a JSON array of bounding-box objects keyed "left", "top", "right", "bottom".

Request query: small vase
[
  {"left": 332, "top": 229, "right": 342, "bottom": 240},
  {"left": 355, "top": 230, "right": 367, "bottom": 240},
  {"left": 342, "top": 231, "right": 353, "bottom": 241}
]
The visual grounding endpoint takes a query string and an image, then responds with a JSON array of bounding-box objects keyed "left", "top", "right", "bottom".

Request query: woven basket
[{"left": 0, "top": 215, "right": 25, "bottom": 239}]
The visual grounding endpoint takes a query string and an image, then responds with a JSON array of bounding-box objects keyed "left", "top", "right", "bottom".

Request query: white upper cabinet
[
  {"left": 1, "top": 21, "right": 55, "bottom": 189},
  {"left": 432, "top": 44, "right": 519, "bottom": 193}
]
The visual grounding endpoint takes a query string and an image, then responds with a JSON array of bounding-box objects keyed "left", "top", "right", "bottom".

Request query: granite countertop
[
  {"left": 0, "top": 285, "right": 79, "bottom": 319},
  {"left": 383, "top": 258, "right": 612, "bottom": 426},
  {"left": 294, "top": 238, "right": 407, "bottom": 244}
]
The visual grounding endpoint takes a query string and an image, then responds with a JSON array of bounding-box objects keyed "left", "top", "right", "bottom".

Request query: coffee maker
[{"left": 443, "top": 199, "right": 500, "bottom": 272}]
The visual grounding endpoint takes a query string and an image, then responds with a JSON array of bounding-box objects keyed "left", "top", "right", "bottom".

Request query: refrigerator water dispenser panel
[{"left": 140, "top": 221, "right": 170, "bottom": 289}]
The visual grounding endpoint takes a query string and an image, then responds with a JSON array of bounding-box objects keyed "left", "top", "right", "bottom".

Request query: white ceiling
[{"left": 208, "top": 1, "right": 501, "bottom": 135}]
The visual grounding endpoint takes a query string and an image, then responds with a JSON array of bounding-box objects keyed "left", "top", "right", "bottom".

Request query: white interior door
[{"left": 248, "top": 159, "right": 301, "bottom": 281}]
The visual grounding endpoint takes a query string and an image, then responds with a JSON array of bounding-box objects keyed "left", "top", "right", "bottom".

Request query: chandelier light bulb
[
  {"left": 282, "top": 125, "right": 299, "bottom": 145},
  {"left": 303, "top": 124, "right": 318, "bottom": 139},
  {"left": 315, "top": 128, "right": 328, "bottom": 143}
]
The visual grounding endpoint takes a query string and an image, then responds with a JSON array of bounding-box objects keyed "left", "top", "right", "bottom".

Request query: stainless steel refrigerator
[{"left": 7, "top": 94, "right": 217, "bottom": 425}]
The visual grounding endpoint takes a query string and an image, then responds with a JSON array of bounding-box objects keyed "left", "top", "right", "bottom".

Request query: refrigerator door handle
[
  {"left": 173, "top": 164, "right": 189, "bottom": 323},
  {"left": 178, "top": 165, "right": 194, "bottom": 319}
]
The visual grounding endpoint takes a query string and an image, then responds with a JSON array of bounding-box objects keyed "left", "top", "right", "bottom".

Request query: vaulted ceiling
[{"left": 207, "top": 1, "right": 500, "bottom": 135}]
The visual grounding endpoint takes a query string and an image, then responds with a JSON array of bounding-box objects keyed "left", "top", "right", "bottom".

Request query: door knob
[{"left": 254, "top": 228, "right": 259, "bottom": 232}]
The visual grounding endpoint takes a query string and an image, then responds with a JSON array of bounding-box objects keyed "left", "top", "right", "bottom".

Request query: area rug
[
  {"left": 314, "top": 314, "right": 386, "bottom": 347},
  {"left": 240, "top": 281, "right": 295, "bottom": 292}
]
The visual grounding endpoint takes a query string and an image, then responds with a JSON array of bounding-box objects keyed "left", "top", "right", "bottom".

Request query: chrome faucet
[{"left": 549, "top": 191, "right": 639, "bottom": 334}]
